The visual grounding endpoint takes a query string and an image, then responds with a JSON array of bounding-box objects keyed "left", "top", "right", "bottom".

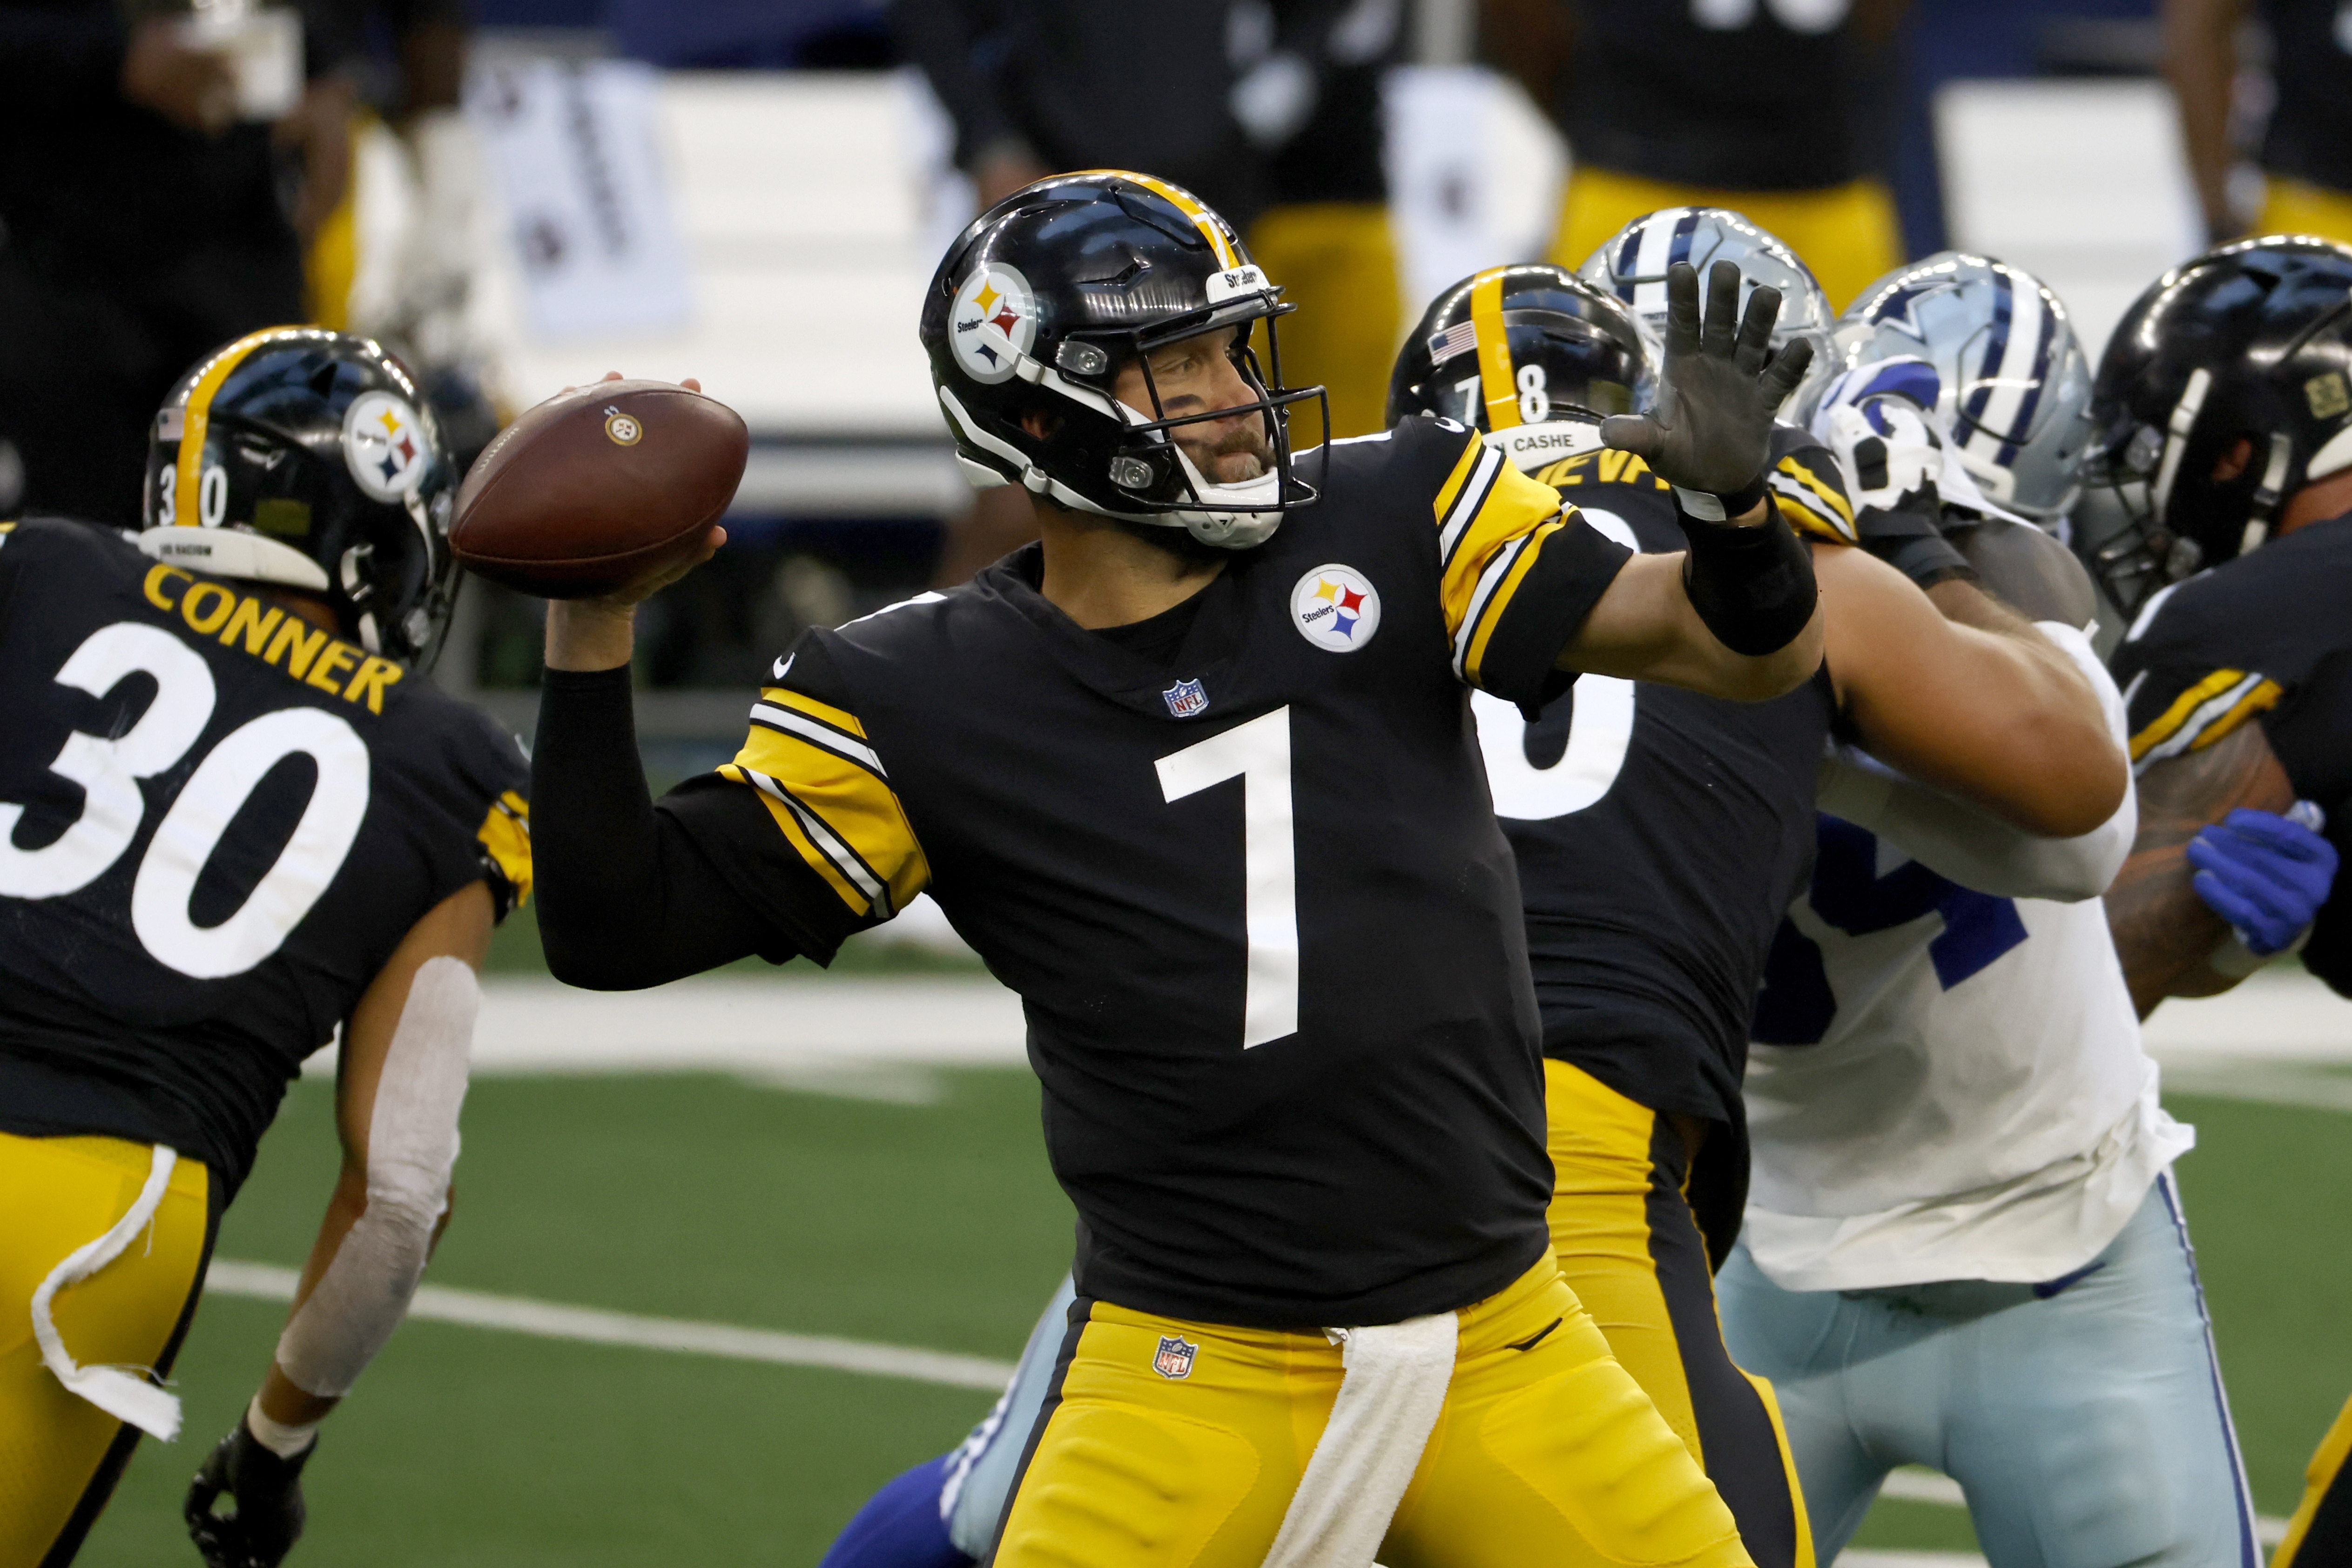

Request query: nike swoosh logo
[{"left": 1505, "top": 1317, "right": 1562, "bottom": 1353}]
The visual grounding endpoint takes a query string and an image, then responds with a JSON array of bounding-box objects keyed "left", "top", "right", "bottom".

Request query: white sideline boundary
[{"left": 203, "top": 1261, "right": 1014, "bottom": 1392}]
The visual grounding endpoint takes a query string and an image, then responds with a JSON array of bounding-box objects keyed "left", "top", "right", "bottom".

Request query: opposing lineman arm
[
  {"left": 2106, "top": 720, "right": 2297, "bottom": 1016},
  {"left": 1812, "top": 546, "right": 2129, "bottom": 841},
  {"left": 1567, "top": 260, "right": 1828, "bottom": 700}
]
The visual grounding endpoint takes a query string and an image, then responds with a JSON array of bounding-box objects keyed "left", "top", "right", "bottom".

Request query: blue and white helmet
[
  {"left": 1577, "top": 207, "right": 1838, "bottom": 416},
  {"left": 1827, "top": 252, "right": 2094, "bottom": 524}
]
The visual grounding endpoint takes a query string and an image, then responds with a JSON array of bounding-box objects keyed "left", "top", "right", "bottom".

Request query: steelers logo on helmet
[
  {"left": 950, "top": 263, "right": 1039, "bottom": 385},
  {"left": 1290, "top": 564, "right": 1382, "bottom": 653},
  {"left": 344, "top": 390, "right": 431, "bottom": 502}
]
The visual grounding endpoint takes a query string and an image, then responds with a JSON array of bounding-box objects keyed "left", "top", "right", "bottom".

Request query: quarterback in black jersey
[
  {"left": 1386, "top": 263, "right": 2126, "bottom": 1568},
  {"left": 536, "top": 174, "right": 1824, "bottom": 1565},
  {"left": 2081, "top": 240, "right": 2352, "bottom": 1562},
  {"left": 0, "top": 332, "right": 529, "bottom": 1568}
]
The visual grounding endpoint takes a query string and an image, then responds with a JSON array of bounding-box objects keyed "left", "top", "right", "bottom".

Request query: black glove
[
  {"left": 185, "top": 1420, "right": 314, "bottom": 1568},
  {"left": 1601, "top": 260, "right": 1816, "bottom": 513}
]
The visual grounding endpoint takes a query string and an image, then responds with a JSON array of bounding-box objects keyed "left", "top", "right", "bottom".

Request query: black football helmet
[
  {"left": 918, "top": 170, "right": 1326, "bottom": 550},
  {"left": 141, "top": 328, "right": 460, "bottom": 666},
  {"left": 1387, "top": 264, "right": 1657, "bottom": 471},
  {"left": 2082, "top": 236, "right": 2352, "bottom": 614}
]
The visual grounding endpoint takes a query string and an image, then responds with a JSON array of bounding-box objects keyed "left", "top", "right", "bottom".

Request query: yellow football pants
[
  {"left": 2258, "top": 177, "right": 2352, "bottom": 250},
  {"left": 0, "top": 1133, "right": 213, "bottom": 1568},
  {"left": 1548, "top": 167, "right": 1904, "bottom": 316},
  {"left": 1248, "top": 202, "right": 1404, "bottom": 441},
  {"left": 2274, "top": 1389, "right": 2352, "bottom": 1568},
  {"left": 994, "top": 1255, "right": 1751, "bottom": 1568},
  {"left": 1547, "top": 1060, "right": 1813, "bottom": 1568}
]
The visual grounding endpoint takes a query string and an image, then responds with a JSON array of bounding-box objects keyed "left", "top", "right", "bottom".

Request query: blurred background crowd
[{"left": 4, "top": 0, "right": 2345, "bottom": 758}]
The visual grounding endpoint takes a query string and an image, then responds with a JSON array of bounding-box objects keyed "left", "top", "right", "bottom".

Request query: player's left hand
[
  {"left": 2187, "top": 805, "right": 2339, "bottom": 956},
  {"left": 185, "top": 1421, "right": 314, "bottom": 1568},
  {"left": 1601, "top": 259, "right": 1814, "bottom": 505}
]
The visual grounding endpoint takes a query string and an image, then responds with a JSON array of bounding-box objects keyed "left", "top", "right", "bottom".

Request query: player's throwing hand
[{"left": 1602, "top": 259, "right": 1816, "bottom": 508}]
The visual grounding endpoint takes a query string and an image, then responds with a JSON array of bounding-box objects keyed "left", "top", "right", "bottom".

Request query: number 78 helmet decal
[{"left": 1385, "top": 264, "right": 1658, "bottom": 471}]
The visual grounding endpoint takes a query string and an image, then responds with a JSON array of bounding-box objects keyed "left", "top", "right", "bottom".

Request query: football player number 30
[
  {"left": 1158, "top": 707, "right": 1299, "bottom": 1050},
  {"left": 0, "top": 621, "right": 371, "bottom": 979}
]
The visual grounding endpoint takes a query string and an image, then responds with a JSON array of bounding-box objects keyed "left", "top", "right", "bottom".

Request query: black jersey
[
  {"left": 1508, "top": 430, "right": 1850, "bottom": 1127},
  {"left": 2259, "top": 0, "right": 2352, "bottom": 194},
  {"left": 0, "top": 518, "right": 529, "bottom": 1198},
  {"left": 668, "top": 418, "right": 1633, "bottom": 1328},
  {"left": 1561, "top": 0, "right": 1868, "bottom": 192},
  {"left": 2112, "top": 512, "right": 2352, "bottom": 996}
]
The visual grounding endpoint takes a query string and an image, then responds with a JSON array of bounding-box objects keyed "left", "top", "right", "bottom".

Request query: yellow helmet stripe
[
  {"left": 1469, "top": 268, "right": 1520, "bottom": 432},
  {"left": 170, "top": 329, "right": 285, "bottom": 529},
  {"left": 1073, "top": 168, "right": 1241, "bottom": 271}
]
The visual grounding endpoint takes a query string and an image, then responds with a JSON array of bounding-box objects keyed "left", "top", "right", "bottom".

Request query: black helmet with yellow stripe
[
  {"left": 1386, "top": 265, "right": 1658, "bottom": 473},
  {"left": 139, "top": 328, "right": 460, "bottom": 665},
  {"left": 918, "top": 170, "right": 1326, "bottom": 550}
]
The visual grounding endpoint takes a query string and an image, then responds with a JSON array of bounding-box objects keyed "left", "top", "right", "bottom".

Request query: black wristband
[
  {"left": 1671, "top": 472, "right": 1770, "bottom": 522},
  {"left": 1673, "top": 494, "right": 1819, "bottom": 657}
]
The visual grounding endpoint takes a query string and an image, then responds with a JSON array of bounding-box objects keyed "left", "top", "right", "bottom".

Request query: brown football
[{"left": 451, "top": 380, "right": 749, "bottom": 599}]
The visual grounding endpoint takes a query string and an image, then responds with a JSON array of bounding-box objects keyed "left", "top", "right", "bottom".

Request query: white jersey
[{"left": 1742, "top": 626, "right": 2193, "bottom": 1292}]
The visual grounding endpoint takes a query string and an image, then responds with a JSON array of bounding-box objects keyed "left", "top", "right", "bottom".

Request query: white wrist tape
[
  {"left": 245, "top": 1393, "right": 320, "bottom": 1459},
  {"left": 275, "top": 957, "right": 478, "bottom": 1398}
]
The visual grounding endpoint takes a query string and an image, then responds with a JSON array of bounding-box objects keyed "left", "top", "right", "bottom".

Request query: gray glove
[{"left": 1600, "top": 260, "right": 1815, "bottom": 511}]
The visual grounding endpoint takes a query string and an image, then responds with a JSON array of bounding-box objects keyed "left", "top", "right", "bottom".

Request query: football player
[
  {"left": 0, "top": 328, "right": 531, "bottom": 1568},
  {"left": 1717, "top": 254, "right": 2263, "bottom": 1566},
  {"left": 535, "top": 170, "right": 1827, "bottom": 1566},
  {"left": 1396, "top": 260, "right": 2124, "bottom": 1568},
  {"left": 2079, "top": 237, "right": 2352, "bottom": 1567},
  {"left": 2165, "top": 0, "right": 2352, "bottom": 245}
]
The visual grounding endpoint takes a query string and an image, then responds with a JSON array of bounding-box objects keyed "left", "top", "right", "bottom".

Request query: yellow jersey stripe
[
  {"left": 1431, "top": 430, "right": 1486, "bottom": 526},
  {"left": 1468, "top": 268, "right": 1519, "bottom": 431},
  {"left": 1460, "top": 518, "right": 1565, "bottom": 682},
  {"left": 1769, "top": 477, "right": 1857, "bottom": 545},
  {"left": 756, "top": 686, "right": 869, "bottom": 740},
  {"left": 171, "top": 329, "right": 284, "bottom": 531},
  {"left": 1778, "top": 453, "right": 1855, "bottom": 529},
  {"left": 1438, "top": 458, "right": 1571, "bottom": 657},
  {"left": 727, "top": 721, "right": 930, "bottom": 918},
  {"left": 2129, "top": 668, "right": 2281, "bottom": 766},
  {"left": 724, "top": 766, "right": 869, "bottom": 915},
  {"left": 749, "top": 700, "right": 886, "bottom": 779},
  {"left": 1436, "top": 441, "right": 1506, "bottom": 571},
  {"left": 1075, "top": 169, "right": 1239, "bottom": 269}
]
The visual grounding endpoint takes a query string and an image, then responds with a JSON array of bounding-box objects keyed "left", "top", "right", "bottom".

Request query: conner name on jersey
[{"left": 141, "top": 564, "right": 404, "bottom": 713}]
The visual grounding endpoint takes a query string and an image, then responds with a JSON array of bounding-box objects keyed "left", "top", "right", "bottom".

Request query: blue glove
[{"left": 2186, "top": 805, "right": 2339, "bottom": 956}]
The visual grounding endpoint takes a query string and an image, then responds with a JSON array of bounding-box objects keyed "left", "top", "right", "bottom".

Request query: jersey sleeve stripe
[
  {"left": 724, "top": 763, "right": 910, "bottom": 920},
  {"left": 1768, "top": 477, "right": 1856, "bottom": 545},
  {"left": 748, "top": 702, "right": 887, "bottom": 779},
  {"left": 2129, "top": 668, "right": 2283, "bottom": 768},
  {"left": 1435, "top": 441, "right": 1506, "bottom": 571},
  {"left": 723, "top": 765, "right": 872, "bottom": 915},
  {"left": 1452, "top": 526, "right": 1545, "bottom": 680},
  {"left": 1466, "top": 514, "right": 1637, "bottom": 705}
]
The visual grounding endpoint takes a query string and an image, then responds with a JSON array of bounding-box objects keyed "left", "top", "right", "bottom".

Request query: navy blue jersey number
[{"left": 1752, "top": 815, "right": 2027, "bottom": 1045}]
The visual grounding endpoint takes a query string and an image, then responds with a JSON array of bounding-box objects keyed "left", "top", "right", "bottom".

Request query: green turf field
[{"left": 76, "top": 1010, "right": 2352, "bottom": 1562}]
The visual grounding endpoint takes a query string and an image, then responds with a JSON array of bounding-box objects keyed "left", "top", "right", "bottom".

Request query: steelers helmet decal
[
  {"left": 344, "top": 391, "right": 434, "bottom": 502},
  {"left": 949, "top": 263, "right": 1039, "bottom": 386}
]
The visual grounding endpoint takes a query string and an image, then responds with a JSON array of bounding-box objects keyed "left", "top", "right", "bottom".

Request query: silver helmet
[
  {"left": 1827, "top": 252, "right": 2094, "bottom": 524},
  {"left": 1577, "top": 207, "right": 1837, "bottom": 416}
]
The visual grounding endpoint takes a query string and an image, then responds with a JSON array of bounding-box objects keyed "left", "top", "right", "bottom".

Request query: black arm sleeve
[
  {"left": 533, "top": 667, "right": 815, "bottom": 990},
  {"left": 1674, "top": 495, "right": 1821, "bottom": 657}
]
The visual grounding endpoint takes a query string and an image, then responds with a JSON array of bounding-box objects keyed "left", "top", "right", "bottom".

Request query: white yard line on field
[
  {"left": 1877, "top": 1466, "right": 2287, "bottom": 1547},
  {"left": 203, "top": 1261, "right": 1015, "bottom": 1392}
]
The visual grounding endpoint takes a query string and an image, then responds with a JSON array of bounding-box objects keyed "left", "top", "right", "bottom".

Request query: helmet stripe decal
[
  {"left": 171, "top": 329, "right": 281, "bottom": 531},
  {"left": 2000, "top": 298, "right": 2058, "bottom": 466},
  {"left": 1961, "top": 269, "right": 2018, "bottom": 464},
  {"left": 1613, "top": 229, "right": 1642, "bottom": 300},
  {"left": 1469, "top": 268, "right": 1520, "bottom": 431},
  {"left": 1082, "top": 169, "right": 1241, "bottom": 271}
]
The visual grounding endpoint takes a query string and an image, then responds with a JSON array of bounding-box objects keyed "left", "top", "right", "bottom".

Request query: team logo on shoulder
[
  {"left": 1152, "top": 1335, "right": 1198, "bottom": 1380},
  {"left": 343, "top": 391, "right": 430, "bottom": 501},
  {"left": 1162, "top": 678, "right": 1209, "bottom": 718},
  {"left": 950, "top": 263, "right": 1038, "bottom": 385},
  {"left": 1290, "top": 564, "right": 1381, "bottom": 653}
]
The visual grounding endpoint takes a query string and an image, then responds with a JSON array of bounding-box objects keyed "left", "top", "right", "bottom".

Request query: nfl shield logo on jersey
[
  {"left": 1152, "top": 1334, "right": 1198, "bottom": 1380},
  {"left": 1162, "top": 678, "right": 1209, "bottom": 718}
]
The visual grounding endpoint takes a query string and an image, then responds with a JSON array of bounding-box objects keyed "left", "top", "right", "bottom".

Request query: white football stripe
[{"left": 749, "top": 703, "right": 886, "bottom": 777}]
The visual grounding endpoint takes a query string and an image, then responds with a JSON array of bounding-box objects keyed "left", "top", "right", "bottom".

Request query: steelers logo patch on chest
[
  {"left": 1290, "top": 563, "right": 1382, "bottom": 653},
  {"left": 343, "top": 391, "right": 431, "bottom": 502},
  {"left": 950, "top": 262, "right": 1038, "bottom": 385}
]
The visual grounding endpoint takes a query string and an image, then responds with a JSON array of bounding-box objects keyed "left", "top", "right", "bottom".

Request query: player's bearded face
[{"left": 1116, "top": 327, "right": 1274, "bottom": 485}]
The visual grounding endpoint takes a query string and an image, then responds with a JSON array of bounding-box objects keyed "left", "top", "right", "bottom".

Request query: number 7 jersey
[
  {"left": 0, "top": 518, "right": 530, "bottom": 1199},
  {"left": 662, "top": 417, "right": 1635, "bottom": 1330}
]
